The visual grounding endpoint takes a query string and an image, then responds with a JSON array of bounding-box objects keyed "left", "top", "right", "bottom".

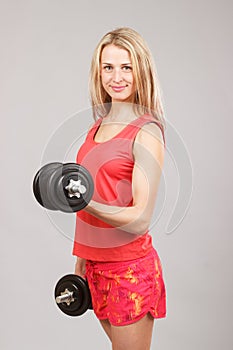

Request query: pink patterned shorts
[{"left": 85, "top": 248, "right": 166, "bottom": 326}]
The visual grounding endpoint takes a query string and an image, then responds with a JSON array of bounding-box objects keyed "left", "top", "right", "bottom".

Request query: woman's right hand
[{"left": 75, "top": 257, "right": 87, "bottom": 279}]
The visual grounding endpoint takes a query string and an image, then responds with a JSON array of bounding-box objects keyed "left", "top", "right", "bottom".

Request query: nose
[{"left": 112, "top": 68, "right": 123, "bottom": 83}]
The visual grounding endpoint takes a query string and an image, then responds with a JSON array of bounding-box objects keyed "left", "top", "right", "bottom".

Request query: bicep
[{"left": 132, "top": 123, "right": 165, "bottom": 220}]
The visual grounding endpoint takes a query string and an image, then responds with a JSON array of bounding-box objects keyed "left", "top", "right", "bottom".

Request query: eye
[
  {"left": 103, "top": 65, "right": 112, "bottom": 72},
  {"left": 122, "top": 65, "right": 132, "bottom": 72}
]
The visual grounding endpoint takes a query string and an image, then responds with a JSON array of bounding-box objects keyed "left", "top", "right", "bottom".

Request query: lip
[{"left": 111, "top": 86, "right": 126, "bottom": 92}]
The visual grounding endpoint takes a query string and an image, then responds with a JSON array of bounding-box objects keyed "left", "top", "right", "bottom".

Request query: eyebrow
[{"left": 102, "top": 62, "right": 132, "bottom": 65}]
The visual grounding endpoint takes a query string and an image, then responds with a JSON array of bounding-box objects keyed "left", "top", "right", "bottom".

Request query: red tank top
[{"left": 72, "top": 114, "right": 165, "bottom": 261}]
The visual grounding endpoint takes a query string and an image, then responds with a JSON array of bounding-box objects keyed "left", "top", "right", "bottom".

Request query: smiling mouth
[{"left": 111, "top": 86, "right": 127, "bottom": 92}]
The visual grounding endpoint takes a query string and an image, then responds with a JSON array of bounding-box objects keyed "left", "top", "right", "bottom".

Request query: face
[{"left": 100, "top": 44, "right": 136, "bottom": 103}]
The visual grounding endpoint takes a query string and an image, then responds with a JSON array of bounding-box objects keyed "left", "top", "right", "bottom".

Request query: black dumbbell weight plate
[
  {"left": 54, "top": 274, "right": 92, "bottom": 316},
  {"left": 48, "top": 163, "right": 94, "bottom": 213},
  {"left": 33, "top": 162, "right": 62, "bottom": 210}
]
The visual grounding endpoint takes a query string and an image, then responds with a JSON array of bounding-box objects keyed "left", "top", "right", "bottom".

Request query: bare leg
[
  {"left": 111, "top": 313, "right": 154, "bottom": 350},
  {"left": 99, "top": 319, "right": 112, "bottom": 341}
]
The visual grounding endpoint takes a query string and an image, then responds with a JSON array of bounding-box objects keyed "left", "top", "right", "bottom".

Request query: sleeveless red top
[{"left": 72, "top": 114, "right": 165, "bottom": 262}]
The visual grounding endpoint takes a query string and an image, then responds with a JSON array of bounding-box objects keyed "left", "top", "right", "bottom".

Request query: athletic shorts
[{"left": 85, "top": 247, "right": 166, "bottom": 326}]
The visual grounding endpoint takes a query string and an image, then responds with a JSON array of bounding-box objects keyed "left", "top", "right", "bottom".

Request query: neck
[{"left": 106, "top": 102, "right": 136, "bottom": 122}]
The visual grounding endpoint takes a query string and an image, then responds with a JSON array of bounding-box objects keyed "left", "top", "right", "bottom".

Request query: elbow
[
  {"left": 132, "top": 218, "right": 150, "bottom": 235},
  {"left": 129, "top": 206, "right": 151, "bottom": 235}
]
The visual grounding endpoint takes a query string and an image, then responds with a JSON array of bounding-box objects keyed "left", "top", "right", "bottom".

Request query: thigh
[
  {"left": 99, "top": 319, "right": 112, "bottom": 341},
  {"left": 111, "top": 312, "right": 154, "bottom": 350}
]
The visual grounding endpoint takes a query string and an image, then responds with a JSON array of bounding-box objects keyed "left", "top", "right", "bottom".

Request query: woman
[{"left": 73, "top": 27, "right": 166, "bottom": 350}]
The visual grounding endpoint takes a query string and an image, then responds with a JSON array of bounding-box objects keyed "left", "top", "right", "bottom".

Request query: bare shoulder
[
  {"left": 135, "top": 122, "right": 165, "bottom": 148},
  {"left": 133, "top": 122, "right": 165, "bottom": 167}
]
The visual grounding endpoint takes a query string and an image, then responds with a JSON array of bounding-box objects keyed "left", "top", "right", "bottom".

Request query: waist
[
  {"left": 72, "top": 232, "right": 153, "bottom": 262},
  {"left": 86, "top": 246, "right": 155, "bottom": 269}
]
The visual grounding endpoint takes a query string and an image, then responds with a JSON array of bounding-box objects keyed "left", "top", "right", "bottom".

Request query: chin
[{"left": 111, "top": 94, "right": 134, "bottom": 102}]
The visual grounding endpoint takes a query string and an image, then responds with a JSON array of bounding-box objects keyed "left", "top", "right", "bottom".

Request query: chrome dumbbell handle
[
  {"left": 55, "top": 289, "right": 75, "bottom": 306},
  {"left": 65, "top": 179, "right": 87, "bottom": 198}
]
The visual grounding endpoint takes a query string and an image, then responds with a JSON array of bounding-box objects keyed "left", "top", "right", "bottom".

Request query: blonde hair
[{"left": 89, "top": 27, "right": 166, "bottom": 131}]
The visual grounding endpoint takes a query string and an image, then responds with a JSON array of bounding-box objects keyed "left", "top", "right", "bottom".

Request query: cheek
[
  {"left": 101, "top": 73, "right": 111, "bottom": 86},
  {"left": 125, "top": 73, "right": 134, "bottom": 85},
  {"left": 126, "top": 76, "right": 135, "bottom": 91},
  {"left": 131, "top": 73, "right": 135, "bottom": 84}
]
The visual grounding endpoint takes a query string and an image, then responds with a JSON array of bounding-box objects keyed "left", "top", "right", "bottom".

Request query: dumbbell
[
  {"left": 33, "top": 162, "right": 94, "bottom": 212},
  {"left": 55, "top": 274, "right": 92, "bottom": 316}
]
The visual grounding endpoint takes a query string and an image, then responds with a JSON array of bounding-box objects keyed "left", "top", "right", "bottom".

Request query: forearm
[
  {"left": 84, "top": 200, "right": 149, "bottom": 235},
  {"left": 74, "top": 256, "right": 86, "bottom": 278}
]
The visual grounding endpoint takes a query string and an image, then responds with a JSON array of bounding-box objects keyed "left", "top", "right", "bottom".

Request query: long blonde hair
[{"left": 89, "top": 27, "right": 166, "bottom": 131}]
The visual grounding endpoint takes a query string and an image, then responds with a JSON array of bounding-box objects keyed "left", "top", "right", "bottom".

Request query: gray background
[{"left": 1, "top": 0, "right": 232, "bottom": 349}]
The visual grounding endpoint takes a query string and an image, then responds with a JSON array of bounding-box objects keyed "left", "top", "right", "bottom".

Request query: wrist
[{"left": 84, "top": 200, "right": 95, "bottom": 214}]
